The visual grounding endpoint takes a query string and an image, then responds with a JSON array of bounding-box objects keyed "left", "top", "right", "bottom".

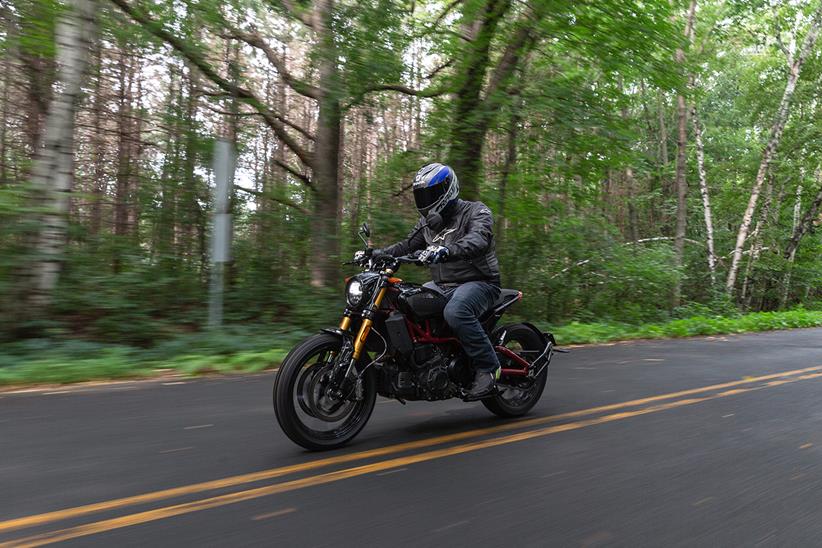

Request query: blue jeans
[{"left": 440, "top": 281, "right": 501, "bottom": 373}]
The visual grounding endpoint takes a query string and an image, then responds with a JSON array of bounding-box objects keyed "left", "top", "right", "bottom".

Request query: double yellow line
[{"left": 3, "top": 365, "right": 822, "bottom": 547}]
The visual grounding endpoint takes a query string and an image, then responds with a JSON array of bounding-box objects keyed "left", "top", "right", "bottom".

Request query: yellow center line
[
  {"left": 0, "top": 365, "right": 820, "bottom": 536},
  {"left": 6, "top": 370, "right": 822, "bottom": 548}
]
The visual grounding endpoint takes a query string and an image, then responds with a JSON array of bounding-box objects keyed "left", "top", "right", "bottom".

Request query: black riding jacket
[{"left": 381, "top": 199, "right": 500, "bottom": 285}]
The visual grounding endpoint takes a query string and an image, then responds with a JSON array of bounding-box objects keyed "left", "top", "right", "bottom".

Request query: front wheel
[
  {"left": 273, "top": 333, "right": 376, "bottom": 451},
  {"left": 482, "top": 324, "right": 549, "bottom": 418}
]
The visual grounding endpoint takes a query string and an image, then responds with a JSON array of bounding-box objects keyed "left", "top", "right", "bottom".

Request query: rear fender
[{"left": 492, "top": 322, "right": 555, "bottom": 377}]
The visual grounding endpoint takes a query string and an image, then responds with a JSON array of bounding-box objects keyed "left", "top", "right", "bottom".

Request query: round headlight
[{"left": 346, "top": 279, "right": 364, "bottom": 307}]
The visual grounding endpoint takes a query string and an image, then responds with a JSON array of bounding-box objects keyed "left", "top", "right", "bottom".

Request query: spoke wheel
[
  {"left": 483, "top": 324, "right": 548, "bottom": 418},
  {"left": 274, "top": 333, "right": 376, "bottom": 451}
]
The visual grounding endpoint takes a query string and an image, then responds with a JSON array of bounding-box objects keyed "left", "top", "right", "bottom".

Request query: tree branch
[
  {"left": 234, "top": 184, "right": 310, "bottom": 214},
  {"left": 109, "top": 0, "right": 314, "bottom": 168},
  {"left": 774, "top": 32, "right": 793, "bottom": 66},
  {"left": 431, "top": 0, "right": 464, "bottom": 28},
  {"left": 275, "top": 0, "right": 314, "bottom": 29},
  {"left": 224, "top": 26, "right": 320, "bottom": 99},
  {"left": 425, "top": 59, "right": 453, "bottom": 80},
  {"left": 194, "top": 88, "right": 315, "bottom": 141},
  {"left": 364, "top": 83, "right": 450, "bottom": 97},
  {"left": 271, "top": 158, "right": 315, "bottom": 191},
  {"left": 481, "top": 16, "right": 536, "bottom": 112}
]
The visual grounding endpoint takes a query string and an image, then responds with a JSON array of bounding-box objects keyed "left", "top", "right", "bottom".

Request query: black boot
[{"left": 463, "top": 367, "right": 500, "bottom": 401}]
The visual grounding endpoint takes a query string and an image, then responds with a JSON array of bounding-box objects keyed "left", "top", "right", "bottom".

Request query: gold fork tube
[{"left": 352, "top": 286, "right": 388, "bottom": 360}]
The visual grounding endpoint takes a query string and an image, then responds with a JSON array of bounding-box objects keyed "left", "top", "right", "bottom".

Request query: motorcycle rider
[{"left": 364, "top": 163, "right": 502, "bottom": 400}]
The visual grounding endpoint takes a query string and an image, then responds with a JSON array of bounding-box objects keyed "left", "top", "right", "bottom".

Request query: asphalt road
[{"left": 3, "top": 328, "right": 822, "bottom": 547}]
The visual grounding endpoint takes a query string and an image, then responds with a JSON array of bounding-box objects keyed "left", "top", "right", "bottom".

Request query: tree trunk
[
  {"left": 27, "top": 0, "right": 97, "bottom": 311},
  {"left": 726, "top": 6, "right": 822, "bottom": 293},
  {"left": 657, "top": 90, "right": 669, "bottom": 198},
  {"left": 113, "top": 48, "right": 132, "bottom": 251},
  {"left": 691, "top": 107, "right": 716, "bottom": 287},
  {"left": 781, "top": 169, "right": 822, "bottom": 308},
  {"left": 128, "top": 76, "right": 143, "bottom": 240},
  {"left": 0, "top": 15, "right": 13, "bottom": 185},
  {"left": 89, "top": 38, "right": 105, "bottom": 238},
  {"left": 309, "top": 0, "right": 342, "bottom": 288},
  {"left": 741, "top": 175, "right": 773, "bottom": 309},
  {"left": 672, "top": 0, "right": 697, "bottom": 308},
  {"left": 618, "top": 76, "right": 640, "bottom": 243},
  {"left": 497, "top": 92, "right": 521, "bottom": 243},
  {"left": 20, "top": 0, "right": 55, "bottom": 157},
  {"left": 780, "top": 183, "right": 804, "bottom": 308},
  {"left": 448, "top": 0, "right": 512, "bottom": 199},
  {"left": 783, "top": 170, "right": 822, "bottom": 261}
]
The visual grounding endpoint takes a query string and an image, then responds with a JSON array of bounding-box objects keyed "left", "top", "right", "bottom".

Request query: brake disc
[{"left": 306, "top": 368, "right": 354, "bottom": 422}]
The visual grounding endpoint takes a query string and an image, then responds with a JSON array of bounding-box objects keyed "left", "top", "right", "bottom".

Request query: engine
[
  {"left": 380, "top": 343, "right": 456, "bottom": 401},
  {"left": 411, "top": 345, "right": 451, "bottom": 400}
]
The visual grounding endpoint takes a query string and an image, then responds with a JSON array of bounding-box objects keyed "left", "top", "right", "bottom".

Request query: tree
[
  {"left": 27, "top": 0, "right": 98, "bottom": 311},
  {"left": 726, "top": 5, "right": 822, "bottom": 294}
]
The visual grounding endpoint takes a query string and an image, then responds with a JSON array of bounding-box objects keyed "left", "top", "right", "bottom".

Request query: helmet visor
[{"left": 413, "top": 183, "right": 446, "bottom": 213}]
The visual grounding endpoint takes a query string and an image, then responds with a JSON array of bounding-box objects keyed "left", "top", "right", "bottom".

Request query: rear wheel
[
  {"left": 482, "top": 324, "right": 548, "bottom": 418},
  {"left": 273, "top": 333, "right": 376, "bottom": 451}
]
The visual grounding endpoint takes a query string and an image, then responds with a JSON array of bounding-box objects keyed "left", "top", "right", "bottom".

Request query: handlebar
[
  {"left": 395, "top": 252, "right": 423, "bottom": 265},
  {"left": 348, "top": 251, "right": 423, "bottom": 270}
]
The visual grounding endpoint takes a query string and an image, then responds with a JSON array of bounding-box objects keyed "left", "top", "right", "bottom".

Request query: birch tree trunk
[
  {"left": 726, "top": 6, "right": 822, "bottom": 294},
  {"left": 692, "top": 107, "right": 716, "bottom": 287},
  {"left": 672, "top": 0, "right": 697, "bottom": 308},
  {"left": 28, "top": 0, "right": 97, "bottom": 310}
]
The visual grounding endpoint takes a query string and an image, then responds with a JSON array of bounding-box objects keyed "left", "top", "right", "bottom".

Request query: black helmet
[{"left": 412, "top": 163, "right": 459, "bottom": 217}]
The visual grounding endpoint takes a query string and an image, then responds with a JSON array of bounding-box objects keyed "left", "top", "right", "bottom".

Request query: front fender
[{"left": 320, "top": 327, "right": 353, "bottom": 342}]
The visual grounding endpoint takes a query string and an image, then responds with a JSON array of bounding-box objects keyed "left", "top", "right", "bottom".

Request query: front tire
[
  {"left": 483, "top": 323, "right": 548, "bottom": 418},
  {"left": 273, "top": 333, "right": 376, "bottom": 451}
]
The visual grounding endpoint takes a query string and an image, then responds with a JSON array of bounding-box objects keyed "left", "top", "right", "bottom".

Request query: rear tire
[
  {"left": 274, "top": 333, "right": 377, "bottom": 451},
  {"left": 482, "top": 323, "right": 548, "bottom": 418}
]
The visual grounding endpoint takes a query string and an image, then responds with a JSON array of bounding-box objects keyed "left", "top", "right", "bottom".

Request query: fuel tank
[{"left": 397, "top": 285, "right": 447, "bottom": 321}]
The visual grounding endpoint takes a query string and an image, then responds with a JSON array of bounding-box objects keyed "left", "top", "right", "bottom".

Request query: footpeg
[{"left": 460, "top": 385, "right": 499, "bottom": 402}]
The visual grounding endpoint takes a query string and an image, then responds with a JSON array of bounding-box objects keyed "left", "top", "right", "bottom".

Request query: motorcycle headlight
[{"left": 346, "top": 278, "right": 364, "bottom": 307}]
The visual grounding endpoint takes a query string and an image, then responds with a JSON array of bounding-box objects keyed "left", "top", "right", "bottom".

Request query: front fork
[{"left": 330, "top": 273, "right": 392, "bottom": 396}]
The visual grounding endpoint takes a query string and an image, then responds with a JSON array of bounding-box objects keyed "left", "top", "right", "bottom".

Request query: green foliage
[
  {"left": 5, "top": 0, "right": 822, "bottom": 385},
  {"left": 0, "top": 326, "right": 307, "bottom": 385},
  {"left": 4, "top": 305, "right": 822, "bottom": 386}
]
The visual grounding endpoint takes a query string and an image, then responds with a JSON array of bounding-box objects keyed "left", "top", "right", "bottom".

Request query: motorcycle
[{"left": 273, "top": 221, "right": 559, "bottom": 451}]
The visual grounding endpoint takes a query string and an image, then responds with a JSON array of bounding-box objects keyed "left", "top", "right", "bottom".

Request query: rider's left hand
[
  {"left": 419, "top": 245, "right": 449, "bottom": 265},
  {"left": 353, "top": 249, "right": 372, "bottom": 265}
]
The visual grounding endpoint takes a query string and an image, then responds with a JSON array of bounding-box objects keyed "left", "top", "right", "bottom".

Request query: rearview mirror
[{"left": 360, "top": 222, "right": 370, "bottom": 238}]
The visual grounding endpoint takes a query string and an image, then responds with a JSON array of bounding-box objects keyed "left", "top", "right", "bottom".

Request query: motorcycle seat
[
  {"left": 421, "top": 281, "right": 521, "bottom": 315},
  {"left": 493, "top": 288, "right": 522, "bottom": 309}
]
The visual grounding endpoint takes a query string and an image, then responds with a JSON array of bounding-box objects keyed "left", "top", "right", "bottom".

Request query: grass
[
  {"left": 3, "top": 307, "right": 822, "bottom": 386},
  {"left": 544, "top": 307, "right": 822, "bottom": 345}
]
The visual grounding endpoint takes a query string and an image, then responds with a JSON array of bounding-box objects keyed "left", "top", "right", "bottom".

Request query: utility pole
[{"left": 208, "top": 139, "right": 235, "bottom": 329}]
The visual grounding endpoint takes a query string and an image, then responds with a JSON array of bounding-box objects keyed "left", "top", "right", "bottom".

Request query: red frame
[{"left": 404, "top": 317, "right": 530, "bottom": 377}]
